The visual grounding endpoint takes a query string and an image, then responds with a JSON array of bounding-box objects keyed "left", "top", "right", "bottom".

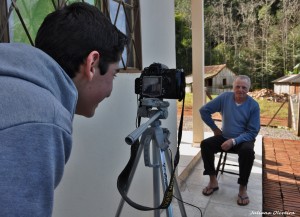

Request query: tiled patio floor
[
  {"left": 171, "top": 133, "right": 300, "bottom": 217},
  {"left": 263, "top": 137, "right": 300, "bottom": 216},
  {"left": 170, "top": 132, "right": 262, "bottom": 217}
]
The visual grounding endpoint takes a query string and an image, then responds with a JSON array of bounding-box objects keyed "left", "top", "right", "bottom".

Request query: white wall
[
  {"left": 53, "top": 1, "right": 177, "bottom": 217},
  {"left": 274, "top": 84, "right": 289, "bottom": 94}
]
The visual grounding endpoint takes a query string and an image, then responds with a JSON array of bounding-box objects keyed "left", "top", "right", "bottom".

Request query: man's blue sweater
[
  {"left": 200, "top": 92, "right": 260, "bottom": 144},
  {"left": 0, "top": 43, "right": 77, "bottom": 217}
]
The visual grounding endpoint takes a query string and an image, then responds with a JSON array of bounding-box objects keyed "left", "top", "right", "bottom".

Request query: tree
[
  {"left": 175, "top": 0, "right": 192, "bottom": 75},
  {"left": 175, "top": 0, "right": 300, "bottom": 89}
]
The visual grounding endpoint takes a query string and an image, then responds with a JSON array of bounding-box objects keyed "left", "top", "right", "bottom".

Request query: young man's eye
[{"left": 113, "top": 69, "right": 120, "bottom": 78}]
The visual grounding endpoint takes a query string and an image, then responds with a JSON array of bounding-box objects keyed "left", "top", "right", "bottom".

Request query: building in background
[
  {"left": 186, "top": 64, "right": 235, "bottom": 94},
  {"left": 272, "top": 74, "right": 300, "bottom": 95}
]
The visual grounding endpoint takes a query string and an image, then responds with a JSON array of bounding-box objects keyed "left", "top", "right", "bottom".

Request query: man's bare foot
[
  {"left": 202, "top": 175, "right": 219, "bottom": 196},
  {"left": 237, "top": 185, "right": 249, "bottom": 206},
  {"left": 202, "top": 185, "right": 219, "bottom": 196}
]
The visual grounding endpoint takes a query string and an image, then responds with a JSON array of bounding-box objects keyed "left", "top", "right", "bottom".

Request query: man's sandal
[
  {"left": 202, "top": 186, "right": 219, "bottom": 196},
  {"left": 237, "top": 194, "right": 250, "bottom": 206}
]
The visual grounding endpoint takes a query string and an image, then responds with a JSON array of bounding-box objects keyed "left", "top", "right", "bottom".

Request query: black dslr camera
[{"left": 135, "top": 63, "right": 185, "bottom": 101}]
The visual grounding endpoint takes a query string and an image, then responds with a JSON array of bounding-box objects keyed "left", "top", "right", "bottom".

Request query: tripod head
[
  {"left": 137, "top": 98, "right": 169, "bottom": 119},
  {"left": 125, "top": 98, "right": 169, "bottom": 145}
]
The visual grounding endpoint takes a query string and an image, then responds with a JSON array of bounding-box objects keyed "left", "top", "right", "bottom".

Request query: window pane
[
  {"left": 108, "top": 0, "right": 141, "bottom": 69},
  {"left": 2, "top": 0, "right": 141, "bottom": 70},
  {"left": 9, "top": 0, "right": 53, "bottom": 44},
  {"left": 109, "top": 1, "right": 128, "bottom": 67}
]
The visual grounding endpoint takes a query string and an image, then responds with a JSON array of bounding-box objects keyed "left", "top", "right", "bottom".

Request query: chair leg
[
  {"left": 221, "top": 152, "right": 227, "bottom": 174},
  {"left": 216, "top": 151, "right": 224, "bottom": 177}
]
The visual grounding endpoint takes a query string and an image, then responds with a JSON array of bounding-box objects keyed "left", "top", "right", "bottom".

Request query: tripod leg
[
  {"left": 115, "top": 144, "right": 144, "bottom": 217},
  {"left": 157, "top": 148, "right": 174, "bottom": 217},
  {"left": 164, "top": 151, "right": 187, "bottom": 217},
  {"left": 153, "top": 144, "right": 161, "bottom": 217}
]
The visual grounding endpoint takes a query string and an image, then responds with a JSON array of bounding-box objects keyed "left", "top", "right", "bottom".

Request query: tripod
[{"left": 116, "top": 98, "right": 187, "bottom": 217}]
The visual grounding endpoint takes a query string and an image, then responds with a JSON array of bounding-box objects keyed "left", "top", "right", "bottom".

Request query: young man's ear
[{"left": 84, "top": 51, "right": 100, "bottom": 81}]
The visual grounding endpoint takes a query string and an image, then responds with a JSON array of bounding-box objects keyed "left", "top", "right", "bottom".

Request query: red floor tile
[{"left": 263, "top": 137, "right": 300, "bottom": 214}]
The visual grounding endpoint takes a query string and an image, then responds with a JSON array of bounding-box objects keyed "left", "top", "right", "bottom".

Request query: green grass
[
  {"left": 255, "top": 98, "right": 288, "bottom": 119},
  {"left": 178, "top": 93, "right": 217, "bottom": 108},
  {"left": 181, "top": 92, "right": 192, "bottom": 108}
]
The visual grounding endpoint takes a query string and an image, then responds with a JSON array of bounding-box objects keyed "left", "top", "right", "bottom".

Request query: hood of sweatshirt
[
  {"left": 0, "top": 43, "right": 77, "bottom": 130},
  {"left": 0, "top": 43, "right": 77, "bottom": 112}
]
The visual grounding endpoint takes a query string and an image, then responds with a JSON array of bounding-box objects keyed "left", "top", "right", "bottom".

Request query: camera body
[{"left": 135, "top": 63, "right": 185, "bottom": 101}]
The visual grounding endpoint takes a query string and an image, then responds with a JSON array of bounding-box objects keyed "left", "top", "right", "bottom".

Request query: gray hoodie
[{"left": 0, "top": 43, "right": 77, "bottom": 217}]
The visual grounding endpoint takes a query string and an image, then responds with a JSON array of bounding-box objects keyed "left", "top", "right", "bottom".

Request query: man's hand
[
  {"left": 213, "top": 128, "right": 222, "bottom": 136},
  {"left": 221, "top": 139, "right": 234, "bottom": 151}
]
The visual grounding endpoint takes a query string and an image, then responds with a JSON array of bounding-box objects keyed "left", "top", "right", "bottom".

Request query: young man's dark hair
[
  {"left": 0, "top": 2, "right": 127, "bottom": 216},
  {"left": 35, "top": 2, "right": 127, "bottom": 78}
]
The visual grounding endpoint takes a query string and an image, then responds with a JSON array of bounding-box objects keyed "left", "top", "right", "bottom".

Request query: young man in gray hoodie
[{"left": 0, "top": 2, "right": 127, "bottom": 216}]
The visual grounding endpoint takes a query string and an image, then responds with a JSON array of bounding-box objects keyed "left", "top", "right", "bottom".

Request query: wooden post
[
  {"left": 191, "top": 0, "right": 205, "bottom": 144},
  {"left": 297, "top": 93, "right": 300, "bottom": 136},
  {"left": 288, "top": 96, "right": 292, "bottom": 129}
]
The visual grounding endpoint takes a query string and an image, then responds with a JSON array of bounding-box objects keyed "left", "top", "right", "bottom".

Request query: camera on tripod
[
  {"left": 134, "top": 63, "right": 185, "bottom": 101},
  {"left": 116, "top": 63, "right": 188, "bottom": 216}
]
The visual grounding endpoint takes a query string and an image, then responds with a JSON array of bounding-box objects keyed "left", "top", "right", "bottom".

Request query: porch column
[{"left": 191, "top": 0, "right": 205, "bottom": 143}]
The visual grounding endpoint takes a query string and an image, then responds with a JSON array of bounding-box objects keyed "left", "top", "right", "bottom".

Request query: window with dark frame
[
  {"left": 0, "top": 0, "right": 9, "bottom": 42},
  {"left": 0, "top": 0, "right": 142, "bottom": 70}
]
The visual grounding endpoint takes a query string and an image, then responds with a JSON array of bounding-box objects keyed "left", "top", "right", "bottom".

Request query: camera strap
[{"left": 117, "top": 97, "right": 185, "bottom": 211}]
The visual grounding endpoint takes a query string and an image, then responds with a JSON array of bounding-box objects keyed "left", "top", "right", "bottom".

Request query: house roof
[
  {"left": 185, "top": 64, "right": 234, "bottom": 84},
  {"left": 272, "top": 74, "right": 300, "bottom": 84},
  {"left": 204, "top": 64, "right": 227, "bottom": 79}
]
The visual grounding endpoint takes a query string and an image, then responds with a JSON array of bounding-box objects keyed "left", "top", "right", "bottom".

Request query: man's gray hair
[{"left": 234, "top": 75, "right": 251, "bottom": 90}]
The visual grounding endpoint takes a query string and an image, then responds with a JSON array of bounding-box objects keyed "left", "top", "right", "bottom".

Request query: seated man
[{"left": 199, "top": 75, "right": 260, "bottom": 206}]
